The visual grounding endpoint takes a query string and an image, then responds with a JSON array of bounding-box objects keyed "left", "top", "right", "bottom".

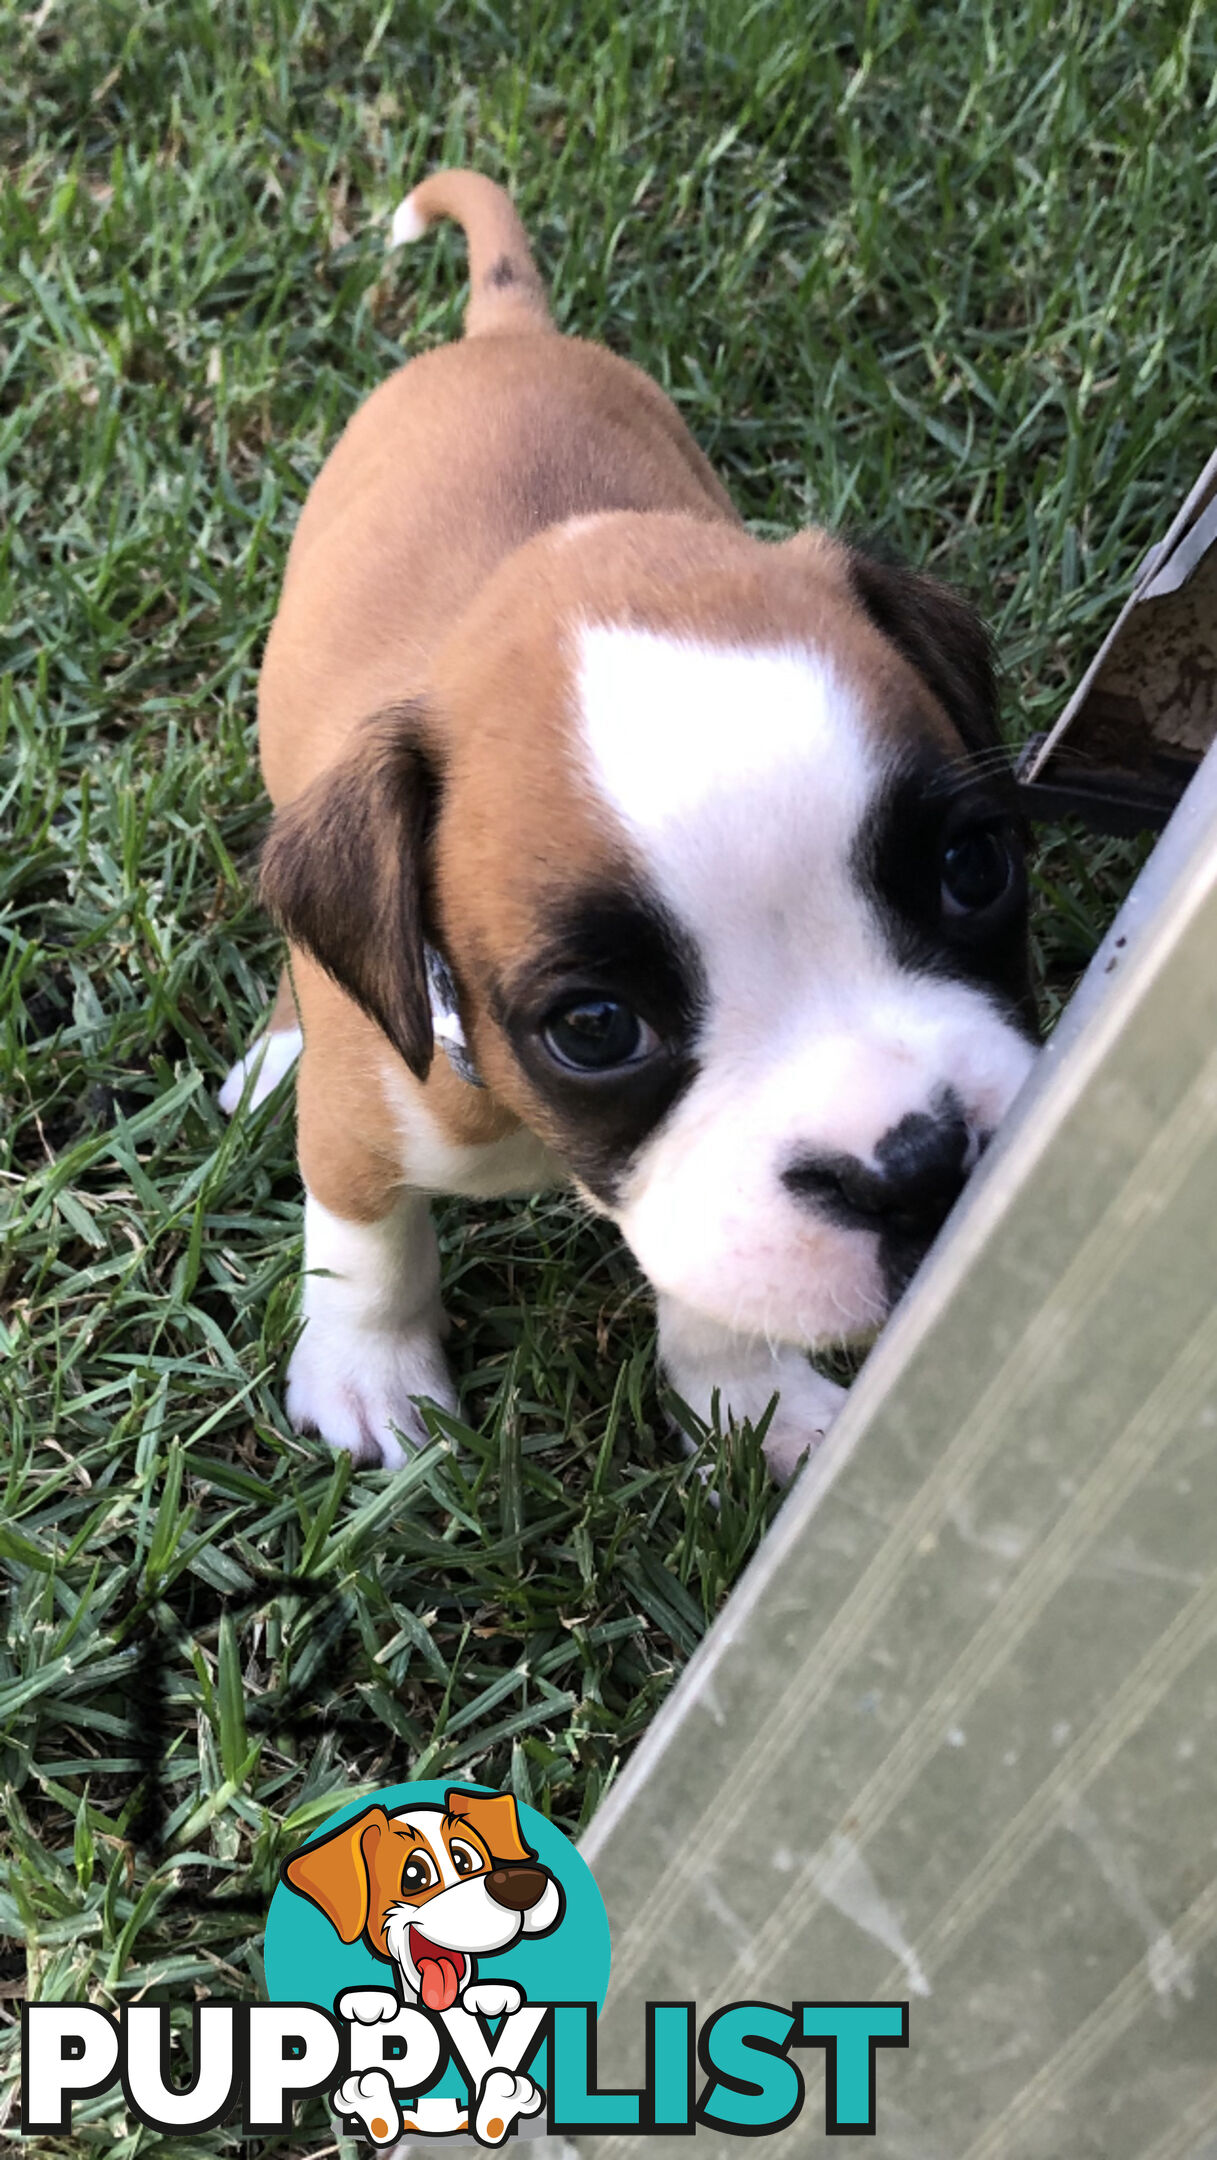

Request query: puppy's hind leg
[
  {"left": 219, "top": 968, "right": 302, "bottom": 1115},
  {"left": 286, "top": 1049, "right": 458, "bottom": 1472}
]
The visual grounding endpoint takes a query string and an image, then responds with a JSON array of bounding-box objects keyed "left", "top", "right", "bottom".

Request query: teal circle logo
[{"left": 265, "top": 1780, "right": 610, "bottom": 2145}]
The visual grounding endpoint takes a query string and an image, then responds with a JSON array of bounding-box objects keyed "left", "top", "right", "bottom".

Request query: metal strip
[{"left": 572, "top": 741, "right": 1217, "bottom": 2157}]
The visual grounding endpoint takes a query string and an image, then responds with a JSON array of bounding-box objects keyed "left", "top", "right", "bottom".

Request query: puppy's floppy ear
[
  {"left": 281, "top": 1804, "right": 389, "bottom": 1943},
  {"left": 445, "top": 1788, "right": 534, "bottom": 1865},
  {"left": 260, "top": 701, "right": 438, "bottom": 1079},
  {"left": 847, "top": 541, "right": 1000, "bottom": 753}
]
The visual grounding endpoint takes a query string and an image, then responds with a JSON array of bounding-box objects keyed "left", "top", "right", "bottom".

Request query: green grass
[{"left": 1, "top": 0, "right": 1213, "bottom": 2146}]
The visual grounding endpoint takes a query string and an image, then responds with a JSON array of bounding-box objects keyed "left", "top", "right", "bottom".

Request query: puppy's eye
[
  {"left": 401, "top": 1853, "right": 436, "bottom": 1894},
  {"left": 450, "top": 1840, "right": 480, "bottom": 1876},
  {"left": 940, "top": 827, "right": 1014, "bottom": 917},
  {"left": 540, "top": 998, "right": 657, "bottom": 1073}
]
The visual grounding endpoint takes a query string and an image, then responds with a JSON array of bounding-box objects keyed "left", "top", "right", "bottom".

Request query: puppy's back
[{"left": 258, "top": 172, "right": 736, "bottom": 804}]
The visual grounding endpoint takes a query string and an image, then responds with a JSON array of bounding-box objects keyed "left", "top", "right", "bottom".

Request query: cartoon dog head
[{"left": 282, "top": 1789, "right": 564, "bottom": 2011}]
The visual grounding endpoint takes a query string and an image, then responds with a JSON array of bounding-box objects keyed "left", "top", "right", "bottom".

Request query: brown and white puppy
[{"left": 222, "top": 169, "right": 1037, "bottom": 1481}]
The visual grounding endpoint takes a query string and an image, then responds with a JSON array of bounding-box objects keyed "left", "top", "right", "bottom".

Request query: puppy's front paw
[
  {"left": 333, "top": 2068, "right": 401, "bottom": 2145},
  {"left": 286, "top": 1319, "right": 457, "bottom": 1471},
  {"left": 757, "top": 1366, "right": 847, "bottom": 1483},
  {"left": 290, "top": 1193, "right": 458, "bottom": 1471},
  {"left": 475, "top": 2068, "right": 544, "bottom": 2145},
  {"left": 657, "top": 1296, "right": 848, "bottom": 1486},
  {"left": 463, "top": 1980, "right": 524, "bottom": 2019}
]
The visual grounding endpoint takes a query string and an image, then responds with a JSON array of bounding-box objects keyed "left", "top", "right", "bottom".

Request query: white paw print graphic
[
  {"left": 337, "top": 1986, "right": 402, "bottom": 2025},
  {"left": 475, "top": 2067, "right": 544, "bottom": 2145},
  {"left": 463, "top": 1980, "right": 524, "bottom": 2019},
  {"left": 332, "top": 2067, "right": 401, "bottom": 2146}
]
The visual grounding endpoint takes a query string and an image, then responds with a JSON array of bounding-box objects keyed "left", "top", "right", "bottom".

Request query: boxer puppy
[{"left": 223, "top": 169, "right": 1036, "bottom": 1481}]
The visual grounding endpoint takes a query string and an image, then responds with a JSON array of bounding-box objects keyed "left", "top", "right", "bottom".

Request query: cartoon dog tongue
[{"left": 411, "top": 1929, "right": 466, "bottom": 2011}]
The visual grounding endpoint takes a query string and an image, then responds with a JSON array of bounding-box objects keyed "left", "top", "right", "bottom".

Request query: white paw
[
  {"left": 218, "top": 1026, "right": 302, "bottom": 1115},
  {"left": 286, "top": 1318, "right": 457, "bottom": 1471},
  {"left": 333, "top": 2068, "right": 401, "bottom": 2145},
  {"left": 463, "top": 1980, "right": 524, "bottom": 2019},
  {"left": 337, "top": 1986, "right": 402, "bottom": 2025},
  {"left": 758, "top": 1366, "right": 848, "bottom": 1483},
  {"left": 658, "top": 1297, "right": 848, "bottom": 1486},
  {"left": 288, "top": 1195, "right": 458, "bottom": 1471},
  {"left": 475, "top": 2068, "right": 544, "bottom": 2145}
]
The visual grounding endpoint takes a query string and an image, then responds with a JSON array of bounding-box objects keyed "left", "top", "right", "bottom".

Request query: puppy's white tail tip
[
  {"left": 385, "top": 170, "right": 554, "bottom": 337},
  {"left": 388, "top": 192, "right": 427, "bottom": 250}
]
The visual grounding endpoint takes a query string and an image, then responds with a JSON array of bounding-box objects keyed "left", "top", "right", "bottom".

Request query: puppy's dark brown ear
[
  {"left": 260, "top": 702, "right": 438, "bottom": 1079},
  {"left": 848, "top": 543, "right": 1000, "bottom": 753}
]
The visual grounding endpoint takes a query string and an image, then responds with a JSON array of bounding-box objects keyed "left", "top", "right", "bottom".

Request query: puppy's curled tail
[{"left": 390, "top": 169, "right": 554, "bottom": 339}]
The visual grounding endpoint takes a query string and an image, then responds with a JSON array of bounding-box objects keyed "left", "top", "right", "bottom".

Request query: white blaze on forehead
[
  {"left": 576, "top": 623, "right": 880, "bottom": 841},
  {"left": 574, "top": 621, "right": 887, "bottom": 984}
]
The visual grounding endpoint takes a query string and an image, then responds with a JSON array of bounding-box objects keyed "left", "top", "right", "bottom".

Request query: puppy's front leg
[
  {"left": 656, "top": 1294, "right": 846, "bottom": 1485},
  {"left": 286, "top": 1041, "right": 459, "bottom": 1470},
  {"left": 285, "top": 1189, "right": 457, "bottom": 1469}
]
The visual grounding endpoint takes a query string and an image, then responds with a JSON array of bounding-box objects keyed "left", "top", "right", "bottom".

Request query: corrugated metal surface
[{"left": 572, "top": 750, "right": 1217, "bottom": 2158}]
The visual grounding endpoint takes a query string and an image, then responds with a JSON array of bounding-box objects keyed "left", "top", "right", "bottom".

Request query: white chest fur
[{"left": 383, "top": 1062, "right": 566, "bottom": 1199}]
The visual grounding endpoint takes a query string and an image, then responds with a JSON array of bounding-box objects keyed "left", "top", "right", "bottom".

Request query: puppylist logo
[
  {"left": 267, "top": 1780, "right": 592, "bottom": 2146},
  {"left": 21, "top": 1780, "right": 908, "bottom": 2143}
]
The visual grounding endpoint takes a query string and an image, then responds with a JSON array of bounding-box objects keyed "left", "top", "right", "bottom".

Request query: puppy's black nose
[
  {"left": 783, "top": 1106, "right": 972, "bottom": 1239},
  {"left": 486, "top": 1864, "right": 548, "bottom": 1912}
]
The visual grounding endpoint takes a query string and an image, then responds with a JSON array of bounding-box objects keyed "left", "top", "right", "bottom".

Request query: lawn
[{"left": 0, "top": 0, "right": 1213, "bottom": 2148}]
